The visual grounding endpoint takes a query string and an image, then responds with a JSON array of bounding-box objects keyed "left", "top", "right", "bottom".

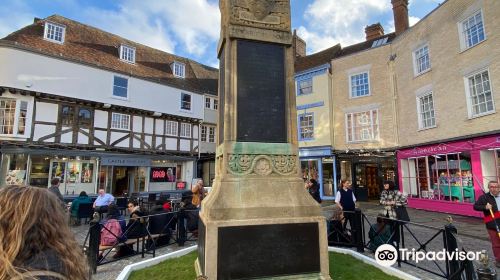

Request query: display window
[{"left": 400, "top": 152, "right": 474, "bottom": 203}]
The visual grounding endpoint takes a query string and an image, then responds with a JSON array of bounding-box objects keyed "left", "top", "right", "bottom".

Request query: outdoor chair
[
  {"left": 115, "top": 197, "right": 128, "bottom": 215},
  {"left": 76, "top": 202, "right": 94, "bottom": 224}
]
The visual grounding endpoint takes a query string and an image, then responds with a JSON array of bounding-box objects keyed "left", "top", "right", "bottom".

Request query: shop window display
[{"left": 3, "top": 154, "right": 28, "bottom": 185}]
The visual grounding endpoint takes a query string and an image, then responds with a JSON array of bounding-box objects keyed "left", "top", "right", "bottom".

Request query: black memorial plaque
[
  {"left": 236, "top": 40, "right": 286, "bottom": 143},
  {"left": 217, "top": 223, "right": 320, "bottom": 279}
]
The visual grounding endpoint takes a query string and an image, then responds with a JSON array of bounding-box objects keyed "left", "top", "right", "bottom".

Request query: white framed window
[
  {"left": 298, "top": 113, "right": 314, "bottom": 141},
  {"left": 165, "top": 120, "right": 178, "bottom": 136},
  {"left": 345, "top": 110, "right": 379, "bottom": 142},
  {"left": 0, "top": 98, "right": 29, "bottom": 137},
  {"left": 120, "top": 45, "right": 136, "bottom": 64},
  {"left": 201, "top": 125, "right": 207, "bottom": 142},
  {"left": 213, "top": 99, "right": 218, "bottom": 110},
  {"left": 180, "top": 123, "right": 191, "bottom": 138},
  {"left": 181, "top": 93, "right": 191, "bottom": 111},
  {"left": 465, "top": 69, "right": 495, "bottom": 118},
  {"left": 349, "top": 72, "right": 370, "bottom": 98},
  {"left": 111, "top": 113, "right": 130, "bottom": 130},
  {"left": 459, "top": 10, "right": 486, "bottom": 50},
  {"left": 113, "top": 76, "right": 128, "bottom": 99},
  {"left": 205, "top": 97, "right": 211, "bottom": 109},
  {"left": 43, "top": 22, "right": 65, "bottom": 44},
  {"left": 173, "top": 62, "right": 185, "bottom": 78},
  {"left": 413, "top": 44, "right": 431, "bottom": 75},
  {"left": 417, "top": 92, "right": 436, "bottom": 129},
  {"left": 297, "top": 78, "right": 312, "bottom": 95},
  {"left": 208, "top": 126, "right": 215, "bottom": 143}
]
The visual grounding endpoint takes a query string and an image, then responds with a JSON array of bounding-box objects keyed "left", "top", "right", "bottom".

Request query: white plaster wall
[
  {"left": 200, "top": 142, "right": 216, "bottom": 154},
  {"left": 165, "top": 138, "right": 177, "bottom": 150},
  {"left": 155, "top": 119, "right": 164, "bottom": 135},
  {"left": 35, "top": 102, "right": 58, "bottom": 122},
  {"left": 179, "top": 139, "right": 190, "bottom": 151},
  {"left": 94, "top": 130, "right": 106, "bottom": 145},
  {"left": 115, "top": 138, "right": 129, "bottom": 148},
  {"left": 204, "top": 108, "right": 218, "bottom": 124},
  {"left": 0, "top": 48, "right": 204, "bottom": 119},
  {"left": 155, "top": 137, "right": 163, "bottom": 149},
  {"left": 145, "top": 136, "right": 152, "bottom": 147},
  {"left": 193, "top": 125, "right": 199, "bottom": 138},
  {"left": 133, "top": 116, "right": 142, "bottom": 133},
  {"left": 94, "top": 110, "right": 108, "bottom": 128},
  {"left": 144, "top": 117, "right": 153, "bottom": 134},
  {"left": 60, "top": 130, "right": 72, "bottom": 143},
  {"left": 33, "top": 124, "right": 56, "bottom": 141},
  {"left": 78, "top": 132, "right": 88, "bottom": 144},
  {"left": 133, "top": 138, "right": 141, "bottom": 149},
  {"left": 110, "top": 132, "right": 128, "bottom": 144}
]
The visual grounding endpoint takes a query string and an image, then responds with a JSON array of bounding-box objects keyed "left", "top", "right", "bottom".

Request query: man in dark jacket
[
  {"left": 473, "top": 181, "right": 500, "bottom": 267},
  {"left": 49, "top": 177, "right": 66, "bottom": 211}
]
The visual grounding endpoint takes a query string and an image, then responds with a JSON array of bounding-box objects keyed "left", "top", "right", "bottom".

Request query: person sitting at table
[
  {"left": 70, "top": 191, "right": 92, "bottom": 225},
  {"left": 93, "top": 188, "right": 115, "bottom": 214}
]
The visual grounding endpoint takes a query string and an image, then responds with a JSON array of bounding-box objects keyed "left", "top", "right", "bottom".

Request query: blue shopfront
[{"left": 299, "top": 146, "right": 337, "bottom": 201}]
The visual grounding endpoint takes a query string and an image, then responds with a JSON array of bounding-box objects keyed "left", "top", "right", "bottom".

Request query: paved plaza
[{"left": 71, "top": 202, "right": 492, "bottom": 279}]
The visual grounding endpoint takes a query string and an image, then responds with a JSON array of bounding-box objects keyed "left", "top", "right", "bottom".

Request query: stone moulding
[{"left": 227, "top": 154, "right": 297, "bottom": 176}]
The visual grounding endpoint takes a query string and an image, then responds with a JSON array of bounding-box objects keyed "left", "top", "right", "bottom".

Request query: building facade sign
[{"left": 101, "top": 157, "right": 151, "bottom": 166}]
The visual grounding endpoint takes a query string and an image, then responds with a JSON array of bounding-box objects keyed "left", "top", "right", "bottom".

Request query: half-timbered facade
[{"left": 0, "top": 15, "right": 218, "bottom": 195}]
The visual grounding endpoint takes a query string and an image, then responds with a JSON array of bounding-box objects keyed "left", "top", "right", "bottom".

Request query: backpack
[{"left": 101, "top": 219, "right": 122, "bottom": 246}]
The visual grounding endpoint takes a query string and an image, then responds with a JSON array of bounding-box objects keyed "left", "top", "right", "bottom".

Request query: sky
[{"left": 0, "top": 0, "right": 445, "bottom": 68}]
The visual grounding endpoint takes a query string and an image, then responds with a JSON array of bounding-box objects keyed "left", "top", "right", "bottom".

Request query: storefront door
[{"left": 353, "top": 163, "right": 379, "bottom": 201}]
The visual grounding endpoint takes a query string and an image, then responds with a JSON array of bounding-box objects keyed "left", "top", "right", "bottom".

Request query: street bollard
[
  {"left": 87, "top": 221, "right": 100, "bottom": 274},
  {"left": 443, "top": 222, "right": 460, "bottom": 280},
  {"left": 177, "top": 209, "right": 186, "bottom": 246},
  {"left": 353, "top": 209, "right": 364, "bottom": 253},
  {"left": 477, "top": 252, "right": 497, "bottom": 280}
]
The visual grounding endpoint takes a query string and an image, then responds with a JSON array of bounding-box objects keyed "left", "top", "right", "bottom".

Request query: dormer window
[
  {"left": 173, "top": 62, "right": 185, "bottom": 78},
  {"left": 44, "top": 22, "right": 65, "bottom": 44},
  {"left": 120, "top": 45, "right": 135, "bottom": 64}
]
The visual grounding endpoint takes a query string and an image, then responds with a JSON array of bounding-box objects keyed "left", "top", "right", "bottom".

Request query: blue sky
[{"left": 0, "top": 0, "right": 444, "bottom": 68}]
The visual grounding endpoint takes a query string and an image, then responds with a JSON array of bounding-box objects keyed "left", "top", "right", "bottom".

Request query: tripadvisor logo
[
  {"left": 375, "top": 244, "right": 482, "bottom": 267},
  {"left": 375, "top": 244, "right": 398, "bottom": 267}
]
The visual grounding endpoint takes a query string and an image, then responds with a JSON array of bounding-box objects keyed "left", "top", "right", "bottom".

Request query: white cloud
[
  {"left": 0, "top": 1, "right": 35, "bottom": 38},
  {"left": 297, "top": 0, "right": 392, "bottom": 54},
  {"left": 409, "top": 16, "right": 420, "bottom": 26}
]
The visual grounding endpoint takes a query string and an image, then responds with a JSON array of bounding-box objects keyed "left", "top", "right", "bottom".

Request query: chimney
[
  {"left": 293, "top": 30, "right": 306, "bottom": 57},
  {"left": 33, "top": 17, "right": 42, "bottom": 23},
  {"left": 365, "top": 23, "right": 384, "bottom": 41},
  {"left": 392, "top": 0, "right": 409, "bottom": 35}
]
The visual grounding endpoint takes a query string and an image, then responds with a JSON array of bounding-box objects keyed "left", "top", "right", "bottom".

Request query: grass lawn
[{"left": 129, "top": 251, "right": 401, "bottom": 280}]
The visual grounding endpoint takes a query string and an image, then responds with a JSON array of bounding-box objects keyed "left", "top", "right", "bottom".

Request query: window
[
  {"left": 213, "top": 99, "right": 218, "bottom": 110},
  {"left": 201, "top": 125, "right": 215, "bottom": 143},
  {"left": 297, "top": 78, "right": 312, "bottom": 95},
  {"left": 417, "top": 93, "right": 436, "bottom": 129},
  {"left": 346, "top": 110, "right": 379, "bottom": 142},
  {"left": 44, "top": 22, "right": 65, "bottom": 44},
  {"left": 113, "top": 76, "right": 128, "bottom": 99},
  {"left": 204, "top": 97, "right": 218, "bottom": 110},
  {"left": 371, "top": 37, "right": 388, "bottom": 48},
  {"left": 205, "top": 97, "right": 211, "bottom": 109},
  {"left": 466, "top": 70, "right": 494, "bottom": 117},
  {"left": 61, "top": 106, "right": 74, "bottom": 126},
  {"left": 350, "top": 72, "right": 370, "bottom": 98},
  {"left": 111, "top": 113, "right": 130, "bottom": 130},
  {"left": 180, "top": 123, "right": 191, "bottom": 138},
  {"left": 298, "top": 113, "right": 314, "bottom": 140},
  {"left": 78, "top": 108, "right": 92, "bottom": 127},
  {"left": 120, "top": 45, "right": 136, "bottom": 64},
  {"left": 413, "top": 45, "right": 431, "bottom": 75},
  {"left": 173, "top": 62, "right": 185, "bottom": 78},
  {"left": 0, "top": 98, "right": 29, "bottom": 136},
  {"left": 181, "top": 93, "right": 191, "bottom": 111},
  {"left": 165, "top": 120, "right": 178, "bottom": 136},
  {"left": 61, "top": 105, "right": 92, "bottom": 127},
  {"left": 460, "top": 11, "right": 485, "bottom": 50},
  {"left": 400, "top": 152, "right": 474, "bottom": 203}
]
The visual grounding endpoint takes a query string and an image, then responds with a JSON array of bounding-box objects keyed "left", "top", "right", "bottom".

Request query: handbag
[{"left": 395, "top": 206, "right": 410, "bottom": 222}]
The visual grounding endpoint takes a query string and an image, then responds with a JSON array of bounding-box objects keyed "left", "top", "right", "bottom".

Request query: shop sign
[
  {"left": 150, "top": 167, "right": 176, "bottom": 182},
  {"left": 299, "top": 148, "right": 332, "bottom": 158},
  {"left": 101, "top": 157, "right": 151, "bottom": 166}
]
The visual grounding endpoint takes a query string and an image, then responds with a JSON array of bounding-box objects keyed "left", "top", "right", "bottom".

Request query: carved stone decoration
[
  {"left": 229, "top": 0, "right": 290, "bottom": 30},
  {"left": 247, "top": 0, "right": 274, "bottom": 20},
  {"left": 227, "top": 154, "right": 296, "bottom": 176},
  {"left": 228, "top": 154, "right": 255, "bottom": 175},
  {"left": 271, "top": 155, "right": 297, "bottom": 175},
  {"left": 253, "top": 156, "right": 273, "bottom": 176}
]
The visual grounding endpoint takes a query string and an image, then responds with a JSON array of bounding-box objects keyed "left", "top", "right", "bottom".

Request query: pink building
[{"left": 397, "top": 134, "right": 500, "bottom": 217}]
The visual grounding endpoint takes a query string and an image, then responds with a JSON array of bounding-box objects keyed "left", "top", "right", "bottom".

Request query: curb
[
  {"left": 328, "top": 247, "right": 420, "bottom": 280},
  {"left": 115, "top": 245, "right": 198, "bottom": 280}
]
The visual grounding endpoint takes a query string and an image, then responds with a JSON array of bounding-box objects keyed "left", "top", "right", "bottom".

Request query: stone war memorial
[{"left": 195, "top": 0, "right": 330, "bottom": 279}]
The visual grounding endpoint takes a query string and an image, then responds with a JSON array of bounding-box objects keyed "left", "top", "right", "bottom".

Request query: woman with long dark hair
[{"left": 0, "top": 185, "right": 89, "bottom": 279}]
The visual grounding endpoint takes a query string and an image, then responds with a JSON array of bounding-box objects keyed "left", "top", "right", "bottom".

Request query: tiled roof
[
  {"left": 0, "top": 15, "right": 218, "bottom": 96},
  {"left": 294, "top": 44, "right": 341, "bottom": 73},
  {"left": 294, "top": 33, "right": 396, "bottom": 73}
]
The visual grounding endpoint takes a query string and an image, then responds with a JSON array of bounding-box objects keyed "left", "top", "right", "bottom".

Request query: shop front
[
  {"left": 299, "top": 146, "right": 336, "bottom": 200},
  {"left": 336, "top": 152, "right": 396, "bottom": 202},
  {"left": 397, "top": 134, "right": 500, "bottom": 217},
  {"left": 0, "top": 147, "right": 196, "bottom": 195}
]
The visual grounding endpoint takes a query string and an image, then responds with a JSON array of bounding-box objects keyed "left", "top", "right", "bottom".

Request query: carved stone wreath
[{"left": 227, "top": 154, "right": 297, "bottom": 176}]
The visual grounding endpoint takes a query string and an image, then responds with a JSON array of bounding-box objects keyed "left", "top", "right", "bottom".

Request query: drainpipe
[{"left": 388, "top": 54, "right": 400, "bottom": 146}]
